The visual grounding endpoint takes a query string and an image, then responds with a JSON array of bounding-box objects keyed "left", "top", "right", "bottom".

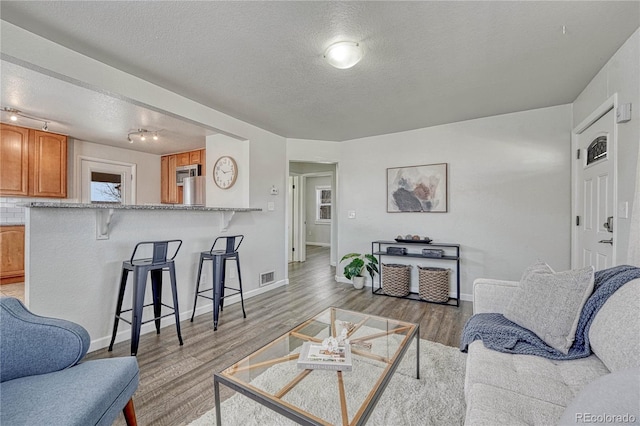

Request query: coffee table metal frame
[{"left": 213, "top": 307, "right": 420, "bottom": 426}]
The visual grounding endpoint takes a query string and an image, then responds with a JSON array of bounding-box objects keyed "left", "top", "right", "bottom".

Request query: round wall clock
[{"left": 213, "top": 156, "right": 238, "bottom": 189}]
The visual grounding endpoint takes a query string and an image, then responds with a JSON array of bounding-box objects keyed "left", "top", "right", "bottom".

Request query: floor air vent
[{"left": 259, "top": 271, "right": 275, "bottom": 287}]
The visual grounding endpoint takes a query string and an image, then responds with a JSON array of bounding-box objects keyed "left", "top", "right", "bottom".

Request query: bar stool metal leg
[
  {"left": 169, "top": 263, "right": 183, "bottom": 346},
  {"left": 109, "top": 268, "right": 129, "bottom": 351},
  {"left": 219, "top": 258, "right": 226, "bottom": 312},
  {"left": 235, "top": 253, "right": 246, "bottom": 318},
  {"left": 190, "top": 254, "right": 205, "bottom": 322},
  {"left": 212, "top": 255, "right": 225, "bottom": 331},
  {"left": 130, "top": 266, "right": 148, "bottom": 356},
  {"left": 150, "top": 269, "right": 163, "bottom": 334}
]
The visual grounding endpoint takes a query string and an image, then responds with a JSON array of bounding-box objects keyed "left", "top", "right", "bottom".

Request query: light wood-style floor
[{"left": 88, "top": 246, "right": 473, "bottom": 426}]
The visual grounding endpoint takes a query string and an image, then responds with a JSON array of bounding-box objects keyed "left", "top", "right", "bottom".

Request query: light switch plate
[
  {"left": 347, "top": 210, "right": 356, "bottom": 219},
  {"left": 267, "top": 202, "right": 275, "bottom": 211}
]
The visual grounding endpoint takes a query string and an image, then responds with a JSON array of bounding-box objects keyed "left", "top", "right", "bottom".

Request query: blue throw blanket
[{"left": 460, "top": 265, "right": 640, "bottom": 360}]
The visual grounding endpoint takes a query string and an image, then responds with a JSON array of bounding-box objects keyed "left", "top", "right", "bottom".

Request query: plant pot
[{"left": 353, "top": 276, "right": 365, "bottom": 290}]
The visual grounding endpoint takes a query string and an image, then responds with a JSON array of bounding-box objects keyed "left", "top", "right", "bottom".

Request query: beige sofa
[{"left": 464, "top": 276, "right": 640, "bottom": 425}]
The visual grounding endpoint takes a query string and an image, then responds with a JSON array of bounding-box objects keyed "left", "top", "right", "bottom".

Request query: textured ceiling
[{"left": 0, "top": 1, "right": 639, "bottom": 150}]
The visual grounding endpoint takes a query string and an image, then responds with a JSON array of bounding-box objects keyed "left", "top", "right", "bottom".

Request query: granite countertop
[{"left": 20, "top": 202, "right": 261, "bottom": 212}]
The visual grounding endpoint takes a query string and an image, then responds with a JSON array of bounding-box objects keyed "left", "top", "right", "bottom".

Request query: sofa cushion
[
  {"left": 465, "top": 340, "right": 609, "bottom": 407},
  {"left": 558, "top": 367, "right": 640, "bottom": 426},
  {"left": 465, "top": 382, "right": 566, "bottom": 426},
  {"left": 504, "top": 262, "right": 594, "bottom": 354},
  {"left": 0, "top": 297, "right": 91, "bottom": 382},
  {"left": 0, "top": 357, "right": 139, "bottom": 426},
  {"left": 588, "top": 278, "right": 640, "bottom": 372}
]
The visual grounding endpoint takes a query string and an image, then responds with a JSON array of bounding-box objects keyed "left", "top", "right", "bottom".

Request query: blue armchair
[{"left": 0, "top": 297, "right": 139, "bottom": 425}]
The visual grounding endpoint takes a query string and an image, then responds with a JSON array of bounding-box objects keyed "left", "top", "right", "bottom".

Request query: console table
[{"left": 371, "top": 240, "right": 460, "bottom": 307}]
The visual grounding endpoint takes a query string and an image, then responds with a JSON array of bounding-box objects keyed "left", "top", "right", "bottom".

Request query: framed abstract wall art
[{"left": 387, "top": 163, "right": 448, "bottom": 213}]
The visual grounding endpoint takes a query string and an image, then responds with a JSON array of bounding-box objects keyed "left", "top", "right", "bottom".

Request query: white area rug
[{"left": 190, "top": 339, "right": 467, "bottom": 425}]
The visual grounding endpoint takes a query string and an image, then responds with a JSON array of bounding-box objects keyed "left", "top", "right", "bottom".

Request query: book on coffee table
[{"left": 297, "top": 341, "right": 353, "bottom": 372}]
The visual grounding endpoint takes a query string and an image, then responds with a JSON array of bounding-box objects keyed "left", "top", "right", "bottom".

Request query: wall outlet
[{"left": 347, "top": 210, "right": 356, "bottom": 219}]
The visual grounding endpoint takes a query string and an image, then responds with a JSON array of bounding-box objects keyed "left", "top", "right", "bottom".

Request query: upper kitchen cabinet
[
  {"left": 176, "top": 152, "right": 190, "bottom": 167},
  {"left": 160, "top": 148, "right": 204, "bottom": 204},
  {"left": 0, "top": 124, "right": 29, "bottom": 196},
  {"left": 0, "top": 124, "right": 67, "bottom": 198},
  {"left": 29, "top": 130, "right": 67, "bottom": 198},
  {"left": 189, "top": 149, "right": 201, "bottom": 165}
]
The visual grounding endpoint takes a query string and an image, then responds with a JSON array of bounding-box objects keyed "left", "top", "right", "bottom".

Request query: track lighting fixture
[
  {"left": 1, "top": 107, "right": 51, "bottom": 131},
  {"left": 126, "top": 128, "right": 162, "bottom": 143}
]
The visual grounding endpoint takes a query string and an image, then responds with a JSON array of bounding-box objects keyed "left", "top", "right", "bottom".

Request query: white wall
[
  {"left": 337, "top": 105, "right": 573, "bottom": 300},
  {"left": 205, "top": 134, "right": 250, "bottom": 208},
  {"left": 71, "top": 139, "right": 161, "bottom": 205},
  {"left": 572, "top": 29, "right": 640, "bottom": 265},
  {"left": 305, "top": 175, "right": 332, "bottom": 246}
]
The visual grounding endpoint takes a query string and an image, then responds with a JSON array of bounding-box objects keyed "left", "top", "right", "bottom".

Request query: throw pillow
[
  {"left": 558, "top": 368, "right": 640, "bottom": 425},
  {"left": 504, "top": 262, "right": 595, "bottom": 354}
]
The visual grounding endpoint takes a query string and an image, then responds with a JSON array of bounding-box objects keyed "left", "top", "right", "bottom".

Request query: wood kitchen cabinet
[
  {"left": 168, "top": 154, "right": 178, "bottom": 203},
  {"left": 160, "top": 148, "right": 205, "bottom": 204},
  {"left": 0, "top": 123, "right": 67, "bottom": 198},
  {"left": 189, "top": 150, "right": 201, "bottom": 165},
  {"left": 160, "top": 155, "right": 169, "bottom": 203},
  {"left": 29, "top": 130, "right": 67, "bottom": 198},
  {"left": 0, "top": 124, "right": 29, "bottom": 196},
  {"left": 176, "top": 152, "right": 190, "bottom": 167},
  {"left": 0, "top": 225, "right": 25, "bottom": 285}
]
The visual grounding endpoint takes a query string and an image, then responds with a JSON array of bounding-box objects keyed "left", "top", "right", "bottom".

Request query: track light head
[
  {"left": 126, "top": 128, "right": 161, "bottom": 143},
  {"left": 2, "top": 107, "right": 52, "bottom": 130}
]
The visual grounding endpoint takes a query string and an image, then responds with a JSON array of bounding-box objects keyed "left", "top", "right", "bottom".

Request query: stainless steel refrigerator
[{"left": 183, "top": 176, "right": 205, "bottom": 206}]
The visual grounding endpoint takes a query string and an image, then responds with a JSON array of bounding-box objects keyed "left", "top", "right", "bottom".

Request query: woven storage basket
[
  {"left": 381, "top": 263, "right": 411, "bottom": 297},
  {"left": 418, "top": 267, "right": 450, "bottom": 303}
]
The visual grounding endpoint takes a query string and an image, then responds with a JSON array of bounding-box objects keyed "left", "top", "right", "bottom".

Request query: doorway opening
[
  {"left": 78, "top": 157, "right": 136, "bottom": 205},
  {"left": 288, "top": 162, "right": 337, "bottom": 267}
]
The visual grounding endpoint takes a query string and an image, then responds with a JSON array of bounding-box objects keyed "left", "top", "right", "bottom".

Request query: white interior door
[
  {"left": 80, "top": 158, "right": 135, "bottom": 204},
  {"left": 575, "top": 108, "right": 616, "bottom": 270},
  {"left": 289, "top": 175, "right": 302, "bottom": 262}
]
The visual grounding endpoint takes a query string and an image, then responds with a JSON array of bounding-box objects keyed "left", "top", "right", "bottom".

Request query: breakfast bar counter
[{"left": 22, "top": 202, "right": 279, "bottom": 353}]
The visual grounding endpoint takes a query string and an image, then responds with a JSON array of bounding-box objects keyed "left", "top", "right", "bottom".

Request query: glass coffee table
[{"left": 214, "top": 307, "right": 419, "bottom": 425}]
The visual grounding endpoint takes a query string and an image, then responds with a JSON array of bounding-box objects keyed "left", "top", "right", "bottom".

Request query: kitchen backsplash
[{"left": 0, "top": 197, "right": 64, "bottom": 224}]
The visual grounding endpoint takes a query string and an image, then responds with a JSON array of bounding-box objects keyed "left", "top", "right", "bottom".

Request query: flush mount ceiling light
[
  {"left": 324, "top": 41, "right": 364, "bottom": 69},
  {"left": 127, "top": 128, "right": 161, "bottom": 143},
  {"left": 1, "top": 106, "right": 51, "bottom": 131}
]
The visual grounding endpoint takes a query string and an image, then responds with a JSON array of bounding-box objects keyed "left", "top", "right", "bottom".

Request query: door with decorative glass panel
[
  {"left": 574, "top": 108, "right": 615, "bottom": 270},
  {"left": 80, "top": 158, "right": 135, "bottom": 205}
]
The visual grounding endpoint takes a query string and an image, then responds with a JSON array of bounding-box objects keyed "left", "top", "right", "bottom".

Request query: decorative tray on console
[{"left": 394, "top": 238, "right": 432, "bottom": 244}]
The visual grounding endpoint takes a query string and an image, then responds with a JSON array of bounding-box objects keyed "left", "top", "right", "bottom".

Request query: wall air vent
[{"left": 259, "top": 271, "right": 275, "bottom": 287}]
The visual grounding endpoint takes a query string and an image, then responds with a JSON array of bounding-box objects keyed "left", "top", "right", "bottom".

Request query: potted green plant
[{"left": 340, "top": 253, "right": 379, "bottom": 290}]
